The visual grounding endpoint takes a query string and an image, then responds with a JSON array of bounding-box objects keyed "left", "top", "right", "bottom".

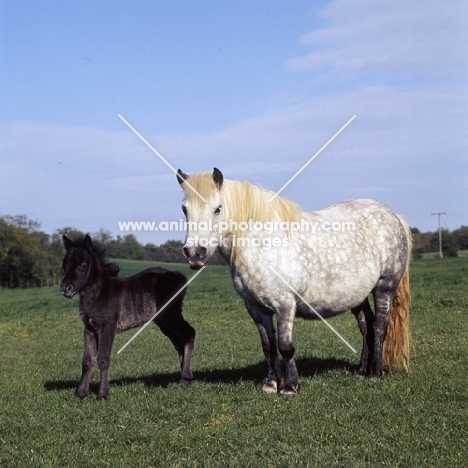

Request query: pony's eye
[
  {"left": 214, "top": 206, "right": 222, "bottom": 215},
  {"left": 182, "top": 205, "right": 187, "bottom": 216},
  {"left": 80, "top": 263, "right": 88, "bottom": 271}
]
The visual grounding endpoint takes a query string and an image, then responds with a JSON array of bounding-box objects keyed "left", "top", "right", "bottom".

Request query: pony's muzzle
[{"left": 183, "top": 245, "right": 208, "bottom": 270}]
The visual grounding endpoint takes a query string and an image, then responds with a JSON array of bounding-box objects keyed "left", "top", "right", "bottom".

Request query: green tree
[
  {"left": 107, "top": 234, "right": 144, "bottom": 260},
  {"left": 453, "top": 226, "right": 468, "bottom": 251},
  {"left": 0, "top": 216, "right": 55, "bottom": 287}
]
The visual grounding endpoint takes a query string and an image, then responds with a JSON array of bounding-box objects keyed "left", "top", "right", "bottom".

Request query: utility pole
[{"left": 431, "top": 212, "right": 446, "bottom": 258}]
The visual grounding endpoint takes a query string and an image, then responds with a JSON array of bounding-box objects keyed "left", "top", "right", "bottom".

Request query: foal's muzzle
[
  {"left": 60, "top": 282, "right": 77, "bottom": 299},
  {"left": 183, "top": 246, "right": 208, "bottom": 270}
]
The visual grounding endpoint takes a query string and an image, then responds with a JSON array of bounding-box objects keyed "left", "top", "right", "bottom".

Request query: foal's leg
[
  {"left": 245, "top": 302, "right": 282, "bottom": 394},
  {"left": 351, "top": 298, "right": 375, "bottom": 378},
  {"left": 156, "top": 314, "right": 195, "bottom": 385},
  {"left": 96, "top": 322, "right": 117, "bottom": 400},
  {"left": 75, "top": 325, "right": 98, "bottom": 399}
]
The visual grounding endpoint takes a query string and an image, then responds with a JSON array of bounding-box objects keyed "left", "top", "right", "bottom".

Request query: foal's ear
[
  {"left": 63, "top": 235, "right": 74, "bottom": 250},
  {"left": 177, "top": 169, "right": 189, "bottom": 185},
  {"left": 212, "top": 167, "right": 223, "bottom": 189},
  {"left": 83, "top": 234, "right": 93, "bottom": 250}
]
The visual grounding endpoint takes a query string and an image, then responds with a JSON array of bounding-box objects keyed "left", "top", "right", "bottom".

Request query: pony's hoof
[
  {"left": 368, "top": 368, "right": 385, "bottom": 379},
  {"left": 262, "top": 380, "right": 278, "bottom": 394},
  {"left": 280, "top": 384, "right": 299, "bottom": 396},
  {"left": 354, "top": 370, "right": 367, "bottom": 380},
  {"left": 74, "top": 391, "right": 88, "bottom": 400},
  {"left": 180, "top": 378, "right": 192, "bottom": 387}
]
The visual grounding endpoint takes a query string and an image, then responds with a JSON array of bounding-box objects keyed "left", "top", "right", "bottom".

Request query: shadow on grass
[{"left": 44, "top": 356, "right": 355, "bottom": 395}]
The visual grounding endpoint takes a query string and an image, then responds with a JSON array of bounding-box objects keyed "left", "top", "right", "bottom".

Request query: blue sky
[{"left": 1, "top": 0, "right": 467, "bottom": 245}]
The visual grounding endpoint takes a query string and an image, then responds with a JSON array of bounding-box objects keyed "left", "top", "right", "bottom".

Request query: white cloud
[
  {"left": 286, "top": 0, "right": 467, "bottom": 79},
  {"left": 2, "top": 76, "right": 465, "bottom": 238}
]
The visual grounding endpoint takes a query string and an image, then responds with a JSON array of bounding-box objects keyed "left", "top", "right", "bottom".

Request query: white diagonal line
[
  {"left": 117, "top": 266, "right": 206, "bottom": 354},
  {"left": 268, "top": 266, "right": 357, "bottom": 353},
  {"left": 268, "top": 115, "right": 356, "bottom": 202},
  {"left": 118, "top": 114, "right": 207, "bottom": 203}
]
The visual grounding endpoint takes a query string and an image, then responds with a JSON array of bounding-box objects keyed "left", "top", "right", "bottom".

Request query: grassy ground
[{"left": 0, "top": 257, "right": 467, "bottom": 467}]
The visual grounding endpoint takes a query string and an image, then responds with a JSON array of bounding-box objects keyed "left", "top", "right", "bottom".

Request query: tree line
[
  {"left": 410, "top": 226, "right": 468, "bottom": 258},
  {"left": 0, "top": 215, "right": 226, "bottom": 288},
  {"left": 1, "top": 214, "right": 467, "bottom": 288}
]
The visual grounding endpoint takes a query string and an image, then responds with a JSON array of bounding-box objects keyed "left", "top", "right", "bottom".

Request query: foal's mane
[
  {"left": 182, "top": 172, "right": 303, "bottom": 261},
  {"left": 72, "top": 235, "right": 120, "bottom": 277}
]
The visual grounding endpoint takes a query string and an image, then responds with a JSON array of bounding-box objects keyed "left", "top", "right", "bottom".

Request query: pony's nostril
[
  {"left": 182, "top": 246, "right": 191, "bottom": 258},
  {"left": 199, "top": 247, "right": 207, "bottom": 258}
]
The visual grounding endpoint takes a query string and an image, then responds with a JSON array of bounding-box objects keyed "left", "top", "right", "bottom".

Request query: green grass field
[{"left": 0, "top": 257, "right": 467, "bottom": 467}]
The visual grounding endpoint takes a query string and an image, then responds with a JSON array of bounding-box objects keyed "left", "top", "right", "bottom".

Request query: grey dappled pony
[{"left": 177, "top": 168, "right": 411, "bottom": 395}]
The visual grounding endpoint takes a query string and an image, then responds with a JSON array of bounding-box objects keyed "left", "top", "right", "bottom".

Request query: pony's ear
[
  {"left": 62, "top": 235, "right": 74, "bottom": 250},
  {"left": 212, "top": 167, "right": 223, "bottom": 189},
  {"left": 177, "top": 169, "right": 189, "bottom": 185},
  {"left": 83, "top": 234, "right": 93, "bottom": 250}
]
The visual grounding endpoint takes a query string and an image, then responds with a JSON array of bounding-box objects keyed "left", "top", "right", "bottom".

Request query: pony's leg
[
  {"left": 156, "top": 316, "right": 196, "bottom": 386},
  {"left": 96, "top": 323, "right": 117, "bottom": 400},
  {"left": 370, "top": 287, "right": 394, "bottom": 377},
  {"left": 245, "top": 302, "right": 282, "bottom": 394},
  {"left": 75, "top": 325, "right": 97, "bottom": 399},
  {"left": 351, "top": 298, "right": 375, "bottom": 378},
  {"left": 276, "top": 305, "right": 299, "bottom": 396}
]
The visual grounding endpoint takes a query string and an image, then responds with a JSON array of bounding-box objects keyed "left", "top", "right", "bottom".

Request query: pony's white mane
[
  {"left": 181, "top": 172, "right": 221, "bottom": 206},
  {"left": 182, "top": 172, "right": 303, "bottom": 261},
  {"left": 182, "top": 172, "right": 303, "bottom": 223},
  {"left": 221, "top": 179, "right": 302, "bottom": 227}
]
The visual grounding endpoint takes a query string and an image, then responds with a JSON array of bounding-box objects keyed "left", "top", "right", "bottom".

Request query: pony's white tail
[{"left": 382, "top": 218, "right": 412, "bottom": 372}]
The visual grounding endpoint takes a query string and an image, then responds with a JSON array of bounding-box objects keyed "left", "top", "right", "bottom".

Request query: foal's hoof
[
  {"left": 280, "top": 384, "right": 299, "bottom": 396},
  {"left": 180, "top": 378, "right": 192, "bottom": 387},
  {"left": 262, "top": 380, "right": 278, "bottom": 394}
]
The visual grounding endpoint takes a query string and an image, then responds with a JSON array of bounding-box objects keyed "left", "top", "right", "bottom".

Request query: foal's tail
[{"left": 382, "top": 218, "right": 412, "bottom": 372}]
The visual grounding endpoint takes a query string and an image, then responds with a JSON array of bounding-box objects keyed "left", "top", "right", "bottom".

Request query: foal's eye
[
  {"left": 214, "top": 205, "right": 222, "bottom": 215},
  {"left": 182, "top": 205, "right": 187, "bottom": 216},
  {"left": 80, "top": 263, "right": 88, "bottom": 271}
]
